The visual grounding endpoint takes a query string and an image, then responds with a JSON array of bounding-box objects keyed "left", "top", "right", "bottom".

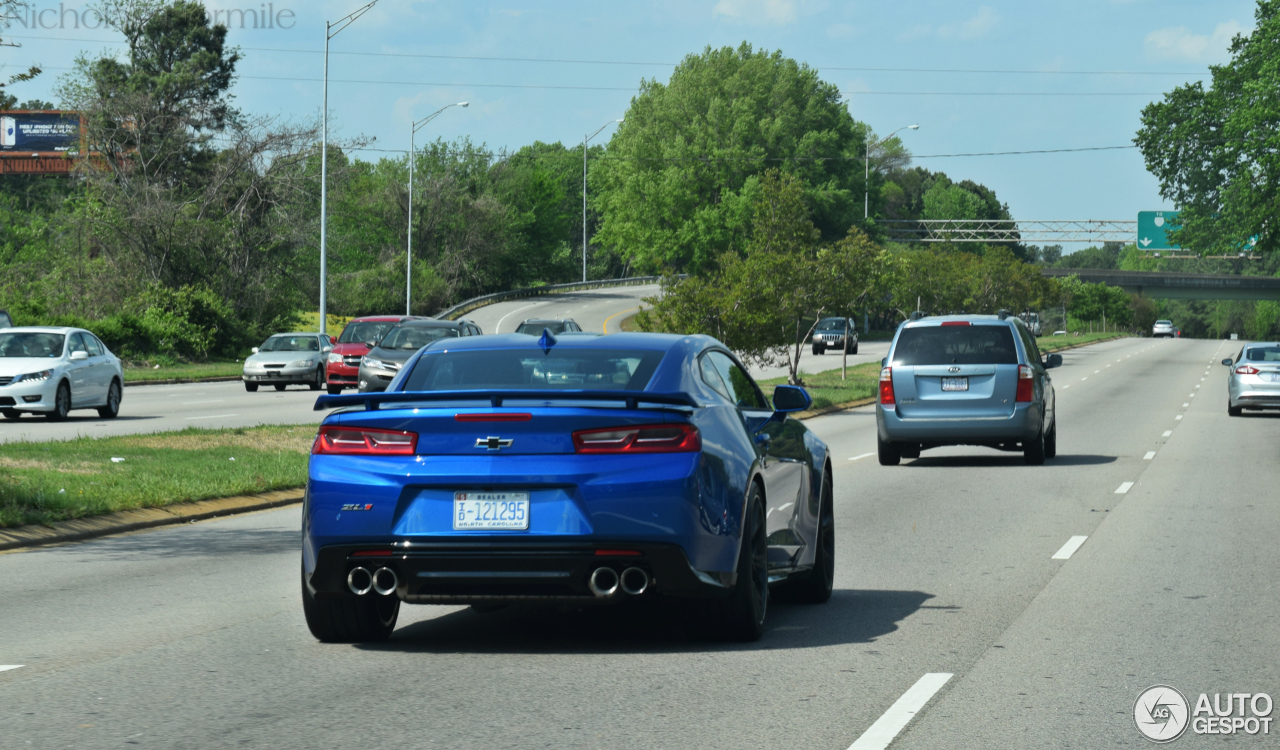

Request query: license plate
[
  {"left": 453, "top": 492, "right": 530, "bottom": 530},
  {"left": 1266, "top": 373, "right": 1280, "bottom": 382},
  {"left": 941, "top": 377, "right": 969, "bottom": 392}
]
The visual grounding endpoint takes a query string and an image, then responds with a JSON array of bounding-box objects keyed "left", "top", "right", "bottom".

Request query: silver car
[
  {"left": 1152, "top": 319, "right": 1176, "bottom": 338},
  {"left": 1222, "top": 343, "right": 1280, "bottom": 416},
  {"left": 242, "top": 333, "right": 332, "bottom": 392},
  {"left": 0, "top": 327, "right": 124, "bottom": 420}
]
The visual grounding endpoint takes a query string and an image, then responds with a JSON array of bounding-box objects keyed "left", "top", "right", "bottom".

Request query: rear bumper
[
  {"left": 243, "top": 365, "right": 315, "bottom": 384},
  {"left": 1230, "top": 391, "right": 1280, "bottom": 409},
  {"left": 877, "top": 402, "right": 1043, "bottom": 445},
  {"left": 306, "top": 541, "right": 727, "bottom": 604}
]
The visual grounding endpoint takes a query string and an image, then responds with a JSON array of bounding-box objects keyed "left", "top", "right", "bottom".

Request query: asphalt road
[{"left": 4, "top": 336, "right": 1276, "bottom": 749}]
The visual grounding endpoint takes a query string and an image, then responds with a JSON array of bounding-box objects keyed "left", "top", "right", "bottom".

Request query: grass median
[
  {"left": 123, "top": 361, "right": 244, "bottom": 382},
  {"left": 0, "top": 425, "right": 313, "bottom": 529},
  {"left": 758, "top": 362, "right": 881, "bottom": 411}
]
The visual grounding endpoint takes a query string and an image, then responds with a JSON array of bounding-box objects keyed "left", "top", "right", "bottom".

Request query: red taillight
[
  {"left": 594, "top": 549, "right": 643, "bottom": 557},
  {"left": 312, "top": 426, "right": 418, "bottom": 455},
  {"left": 454, "top": 413, "right": 532, "bottom": 422},
  {"left": 1016, "top": 364, "right": 1035, "bottom": 402},
  {"left": 940, "top": 321, "right": 971, "bottom": 327},
  {"left": 351, "top": 550, "right": 394, "bottom": 557},
  {"left": 879, "top": 367, "right": 895, "bottom": 405},
  {"left": 572, "top": 423, "right": 701, "bottom": 454},
  {"left": 1236, "top": 365, "right": 1260, "bottom": 375}
]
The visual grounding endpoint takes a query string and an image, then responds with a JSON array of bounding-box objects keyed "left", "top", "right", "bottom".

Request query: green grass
[
  {"left": 123, "top": 361, "right": 245, "bottom": 382},
  {"left": 0, "top": 425, "right": 314, "bottom": 528},
  {"left": 758, "top": 362, "right": 882, "bottom": 411}
]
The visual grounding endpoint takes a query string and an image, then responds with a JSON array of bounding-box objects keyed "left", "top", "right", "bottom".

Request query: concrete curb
[
  {"left": 124, "top": 376, "right": 242, "bottom": 387},
  {"left": 0, "top": 488, "right": 304, "bottom": 552}
]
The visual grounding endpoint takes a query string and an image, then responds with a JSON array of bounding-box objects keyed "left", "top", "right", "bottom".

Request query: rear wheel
[
  {"left": 244, "top": 382, "right": 258, "bottom": 392},
  {"left": 301, "top": 564, "right": 399, "bottom": 643},
  {"left": 274, "top": 383, "right": 287, "bottom": 391},
  {"left": 45, "top": 381, "right": 70, "bottom": 421},
  {"left": 877, "top": 436, "right": 901, "bottom": 466},
  {"left": 900, "top": 443, "right": 921, "bottom": 459},
  {"left": 1044, "top": 419, "right": 1057, "bottom": 459},
  {"left": 1023, "top": 428, "right": 1046, "bottom": 465},
  {"left": 694, "top": 485, "right": 768, "bottom": 642},
  {"left": 97, "top": 380, "right": 121, "bottom": 419},
  {"left": 782, "top": 470, "right": 834, "bottom": 604},
  {"left": 1228, "top": 399, "right": 1242, "bottom": 417}
]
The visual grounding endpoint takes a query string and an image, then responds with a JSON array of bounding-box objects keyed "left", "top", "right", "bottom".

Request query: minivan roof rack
[
  {"left": 997, "top": 309, "right": 1011, "bottom": 320},
  {"left": 910, "top": 310, "right": 927, "bottom": 321}
]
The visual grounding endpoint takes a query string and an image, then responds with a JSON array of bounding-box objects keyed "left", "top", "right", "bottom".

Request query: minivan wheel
[
  {"left": 1044, "top": 419, "right": 1057, "bottom": 459},
  {"left": 877, "top": 436, "right": 901, "bottom": 466},
  {"left": 900, "top": 443, "right": 921, "bottom": 459},
  {"left": 1023, "top": 429, "right": 1046, "bottom": 465}
]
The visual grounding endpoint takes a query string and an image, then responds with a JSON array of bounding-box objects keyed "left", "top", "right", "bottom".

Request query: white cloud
[
  {"left": 938, "top": 6, "right": 999, "bottom": 40},
  {"left": 712, "top": 0, "right": 826, "bottom": 26},
  {"left": 1144, "top": 21, "right": 1246, "bottom": 62}
]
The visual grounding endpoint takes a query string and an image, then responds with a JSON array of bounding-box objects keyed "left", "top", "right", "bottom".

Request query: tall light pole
[
  {"left": 319, "top": 0, "right": 380, "bottom": 336},
  {"left": 407, "top": 102, "right": 469, "bottom": 316},
  {"left": 865, "top": 124, "right": 918, "bottom": 220},
  {"left": 582, "top": 118, "right": 623, "bottom": 283}
]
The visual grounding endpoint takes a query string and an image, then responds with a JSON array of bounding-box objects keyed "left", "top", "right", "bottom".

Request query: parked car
[
  {"left": 0, "top": 309, "right": 13, "bottom": 329},
  {"left": 0, "top": 327, "right": 123, "bottom": 420},
  {"left": 242, "top": 333, "right": 332, "bottom": 392},
  {"left": 515, "top": 318, "right": 582, "bottom": 335},
  {"left": 302, "top": 332, "right": 833, "bottom": 643},
  {"left": 877, "top": 312, "right": 1062, "bottom": 466},
  {"left": 1222, "top": 343, "right": 1280, "bottom": 416},
  {"left": 811, "top": 317, "right": 859, "bottom": 355},
  {"left": 1152, "top": 319, "right": 1176, "bottom": 338},
  {"left": 325, "top": 316, "right": 426, "bottom": 395},
  {"left": 357, "top": 319, "right": 482, "bottom": 393}
]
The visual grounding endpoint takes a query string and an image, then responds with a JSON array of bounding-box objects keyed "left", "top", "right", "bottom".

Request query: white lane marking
[
  {"left": 1195, "top": 385, "right": 1200, "bottom": 389},
  {"left": 1163, "top": 430, "right": 1172, "bottom": 437},
  {"left": 495, "top": 302, "right": 540, "bottom": 333},
  {"left": 849, "top": 453, "right": 876, "bottom": 461},
  {"left": 1189, "top": 393, "right": 1195, "bottom": 398},
  {"left": 185, "top": 414, "right": 238, "bottom": 420},
  {"left": 1062, "top": 384, "right": 1070, "bottom": 389},
  {"left": 1094, "top": 370, "right": 1101, "bottom": 374},
  {"left": 0, "top": 665, "right": 23, "bottom": 672},
  {"left": 182, "top": 400, "right": 226, "bottom": 405},
  {"left": 1176, "top": 415, "right": 1183, "bottom": 420},
  {"left": 1115, "top": 482, "right": 1134, "bottom": 494},
  {"left": 1183, "top": 403, "right": 1189, "bottom": 407},
  {"left": 1081, "top": 377, "right": 1088, "bottom": 381},
  {"left": 1051, "top": 535, "right": 1088, "bottom": 560},
  {"left": 1144, "top": 451, "right": 1156, "bottom": 460},
  {"left": 1107, "top": 364, "right": 1112, "bottom": 367},
  {"left": 847, "top": 673, "right": 953, "bottom": 750}
]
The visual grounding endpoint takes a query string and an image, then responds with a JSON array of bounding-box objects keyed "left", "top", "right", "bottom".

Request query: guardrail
[{"left": 434, "top": 276, "right": 677, "bottom": 321}]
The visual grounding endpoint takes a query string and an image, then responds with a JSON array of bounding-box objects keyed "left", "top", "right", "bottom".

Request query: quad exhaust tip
[
  {"left": 588, "top": 566, "right": 620, "bottom": 597},
  {"left": 348, "top": 566, "right": 398, "bottom": 596},
  {"left": 620, "top": 567, "right": 650, "bottom": 595},
  {"left": 347, "top": 566, "right": 373, "bottom": 595},
  {"left": 373, "top": 567, "right": 398, "bottom": 596}
]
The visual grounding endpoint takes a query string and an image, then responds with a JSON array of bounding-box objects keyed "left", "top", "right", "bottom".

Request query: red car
[{"left": 325, "top": 316, "right": 425, "bottom": 394}]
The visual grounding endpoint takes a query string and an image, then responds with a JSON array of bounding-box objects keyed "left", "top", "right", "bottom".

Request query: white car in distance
[{"left": 0, "top": 327, "right": 124, "bottom": 421}]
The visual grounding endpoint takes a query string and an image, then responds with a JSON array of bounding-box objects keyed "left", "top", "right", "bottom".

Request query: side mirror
[
  {"left": 772, "top": 385, "right": 813, "bottom": 413},
  {"left": 70, "top": 350, "right": 89, "bottom": 361},
  {"left": 322, "top": 346, "right": 332, "bottom": 354},
  {"left": 251, "top": 347, "right": 259, "bottom": 354},
  {"left": 1044, "top": 354, "right": 1063, "bottom": 369},
  {"left": 365, "top": 341, "right": 379, "bottom": 348},
  {"left": 1221, "top": 358, "right": 1234, "bottom": 366},
  {"left": 330, "top": 336, "right": 337, "bottom": 345}
]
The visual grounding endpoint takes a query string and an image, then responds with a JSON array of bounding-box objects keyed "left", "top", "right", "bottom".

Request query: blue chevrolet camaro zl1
[{"left": 302, "top": 332, "right": 834, "bottom": 642}]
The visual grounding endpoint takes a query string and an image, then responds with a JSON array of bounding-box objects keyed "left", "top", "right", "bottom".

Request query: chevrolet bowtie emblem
[{"left": 475, "top": 436, "right": 514, "bottom": 451}]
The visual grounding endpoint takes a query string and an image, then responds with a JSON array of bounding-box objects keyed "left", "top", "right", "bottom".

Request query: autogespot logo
[{"left": 1134, "top": 685, "right": 1274, "bottom": 743}]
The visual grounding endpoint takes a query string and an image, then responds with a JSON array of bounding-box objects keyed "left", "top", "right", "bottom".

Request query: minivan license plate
[
  {"left": 453, "top": 492, "right": 529, "bottom": 530},
  {"left": 941, "top": 377, "right": 969, "bottom": 392}
]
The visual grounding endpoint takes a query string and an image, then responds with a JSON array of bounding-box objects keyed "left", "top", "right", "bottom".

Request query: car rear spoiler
[{"left": 313, "top": 389, "right": 699, "bottom": 412}]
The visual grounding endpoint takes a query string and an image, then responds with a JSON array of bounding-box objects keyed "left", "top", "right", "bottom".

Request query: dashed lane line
[
  {"left": 0, "top": 665, "right": 23, "bottom": 672},
  {"left": 847, "top": 673, "right": 953, "bottom": 750},
  {"left": 849, "top": 453, "right": 875, "bottom": 461},
  {"left": 1144, "top": 451, "right": 1156, "bottom": 460},
  {"left": 1051, "top": 535, "right": 1089, "bottom": 560},
  {"left": 1115, "top": 482, "right": 1135, "bottom": 494},
  {"left": 1163, "top": 430, "right": 1172, "bottom": 437},
  {"left": 185, "top": 414, "right": 238, "bottom": 420},
  {"left": 1176, "top": 415, "right": 1183, "bottom": 420}
]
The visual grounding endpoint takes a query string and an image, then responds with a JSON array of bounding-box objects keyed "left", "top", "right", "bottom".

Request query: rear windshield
[
  {"left": 339, "top": 321, "right": 398, "bottom": 345},
  {"left": 1245, "top": 346, "right": 1280, "bottom": 362},
  {"left": 892, "top": 325, "right": 1019, "bottom": 366},
  {"left": 402, "top": 348, "right": 665, "bottom": 391},
  {"left": 516, "top": 322, "right": 567, "bottom": 335},
  {"left": 1155, "top": 320, "right": 1173, "bottom": 326},
  {"left": 380, "top": 326, "right": 458, "bottom": 351}
]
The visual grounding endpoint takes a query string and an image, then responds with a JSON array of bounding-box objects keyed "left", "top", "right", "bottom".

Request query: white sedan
[{"left": 0, "top": 327, "right": 124, "bottom": 421}]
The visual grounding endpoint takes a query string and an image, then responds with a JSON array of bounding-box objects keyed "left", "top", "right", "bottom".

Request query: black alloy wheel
[
  {"left": 45, "top": 381, "right": 71, "bottom": 421},
  {"left": 97, "top": 380, "right": 122, "bottom": 419},
  {"left": 695, "top": 484, "right": 768, "bottom": 642},
  {"left": 782, "top": 469, "right": 835, "bottom": 604},
  {"left": 2, "top": 409, "right": 20, "bottom": 420},
  {"left": 301, "top": 563, "right": 399, "bottom": 643},
  {"left": 309, "top": 366, "right": 324, "bottom": 391},
  {"left": 244, "top": 382, "right": 258, "bottom": 392}
]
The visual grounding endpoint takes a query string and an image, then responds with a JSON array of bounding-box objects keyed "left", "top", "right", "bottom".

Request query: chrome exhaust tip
[
  {"left": 347, "top": 567, "right": 373, "bottom": 595},
  {"left": 588, "top": 566, "right": 620, "bottom": 598},
  {"left": 620, "top": 567, "right": 650, "bottom": 596},
  {"left": 372, "top": 567, "right": 399, "bottom": 596}
]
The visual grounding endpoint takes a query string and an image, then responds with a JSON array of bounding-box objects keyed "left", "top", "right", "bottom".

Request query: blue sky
[{"left": 1, "top": 0, "right": 1258, "bottom": 245}]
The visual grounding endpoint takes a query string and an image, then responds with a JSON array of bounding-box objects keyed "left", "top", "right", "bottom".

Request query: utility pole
[
  {"left": 582, "top": 119, "right": 623, "bottom": 282},
  {"left": 407, "top": 102, "right": 468, "bottom": 315},
  {"left": 865, "top": 124, "right": 919, "bottom": 220}
]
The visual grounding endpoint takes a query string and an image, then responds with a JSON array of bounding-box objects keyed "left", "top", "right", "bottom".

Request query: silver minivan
[{"left": 877, "top": 313, "right": 1062, "bottom": 465}]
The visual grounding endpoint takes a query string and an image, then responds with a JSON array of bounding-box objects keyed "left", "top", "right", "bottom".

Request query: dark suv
[
  {"left": 811, "top": 317, "right": 859, "bottom": 355},
  {"left": 357, "top": 319, "right": 482, "bottom": 393},
  {"left": 877, "top": 312, "right": 1062, "bottom": 465}
]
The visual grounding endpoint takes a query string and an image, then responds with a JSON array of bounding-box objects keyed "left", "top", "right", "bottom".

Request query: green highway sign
[{"left": 1137, "top": 210, "right": 1180, "bottom": 250}]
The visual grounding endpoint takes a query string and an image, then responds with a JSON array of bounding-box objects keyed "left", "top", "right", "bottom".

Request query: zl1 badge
[{"left": 341, "top": 503, "right": 373, "bottom": 511}]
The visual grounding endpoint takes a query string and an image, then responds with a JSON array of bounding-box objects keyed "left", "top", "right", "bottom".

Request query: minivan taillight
[
  {"left": 313, "top": 426, "right": 418, "bottom": 455},
  {"left": 1015, "top": 364, "right": 1034, "bottom": 402},
  {"left": 572, "top": 423, "right": 700, "bottom": 454},
  {"left": 879, "top": 367, "right": 896, "bottom": 405},
  {"left": 1236, "top": 365, "right": 1260, "bottom": 375}
]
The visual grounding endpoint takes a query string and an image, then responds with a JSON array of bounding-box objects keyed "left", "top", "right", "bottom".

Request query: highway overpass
[{"left": 1043, "top": 268, "right": 1280, "bottom": 301}]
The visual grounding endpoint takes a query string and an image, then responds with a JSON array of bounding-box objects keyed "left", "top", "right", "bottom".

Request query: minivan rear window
[
  {"left": 402, "top": 349, "right": 665, "bottom": 391},
  {"left": 892, "top": 325, "right": 1019, "bottom": 366}
]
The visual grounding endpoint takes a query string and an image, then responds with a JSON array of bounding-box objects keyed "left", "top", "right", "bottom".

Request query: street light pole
[
  {"left": 319, "top": 0, "right": 380, "bottom": 336},
  {"left": 864, "top": 123, "right": 919, "bottom": 220},
  {"left": 582, "top": 119, "right": 623, "bottom": 283},
  {"left": 407, "top": 102, "right": 468, "bottom": 316}
]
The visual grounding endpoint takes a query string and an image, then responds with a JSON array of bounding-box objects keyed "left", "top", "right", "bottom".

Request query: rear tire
[
  {"left": 274, "top": 383, "right": 287, "bottom": 391},
  {"left": 301, "top": 564, "right": 399, "bottom": 643},
  {"left": 45, "top": 381, "right": 70, "bottom": 421},
  {"left": 1044, "top": 419, "right": 1057, "bottom": 459},
  {"left": 1228, "top": 400, "right": 1242, "bottom": 417},
  {"left": 693, "top": 485, "right": 768, "bottom": 642},
  {"left": 877, "top": 436, "right": 901, "bottom": 466},
  {"left": 782, "top": 470, "right": 834, "bottom": 604},
  {"left": 97, "top": 380, "right": 121, "bottom": 419},
  {"left": 1023, "top": 428, "right": 1046, "bottom": 465},
  {"left": 900, "top": 443, "right": 921, "bottom": 459},
  {"left": 244, "top": 382, "right": 258, "bottom": 392}
]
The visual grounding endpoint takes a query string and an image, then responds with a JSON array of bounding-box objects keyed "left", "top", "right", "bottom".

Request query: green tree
[
  {"left": 1136, "top": 0, "right": 1280, "bottom": 256},
  {"left": 592, "top": 43, "right": 870, "bottom": 274}
]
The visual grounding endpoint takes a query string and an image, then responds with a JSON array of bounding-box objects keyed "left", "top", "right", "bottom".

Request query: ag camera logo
[
  {"left": 1134, "top": 685, "right": 1189, "bottom": 743},
  {"left": 1134, "top": 686, "right": 1274, "bottom": 743}
]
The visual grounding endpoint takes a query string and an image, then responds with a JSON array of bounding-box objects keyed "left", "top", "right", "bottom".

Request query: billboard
[{"left": 0, "top": 111, "right": 82, "bottom": 154}]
